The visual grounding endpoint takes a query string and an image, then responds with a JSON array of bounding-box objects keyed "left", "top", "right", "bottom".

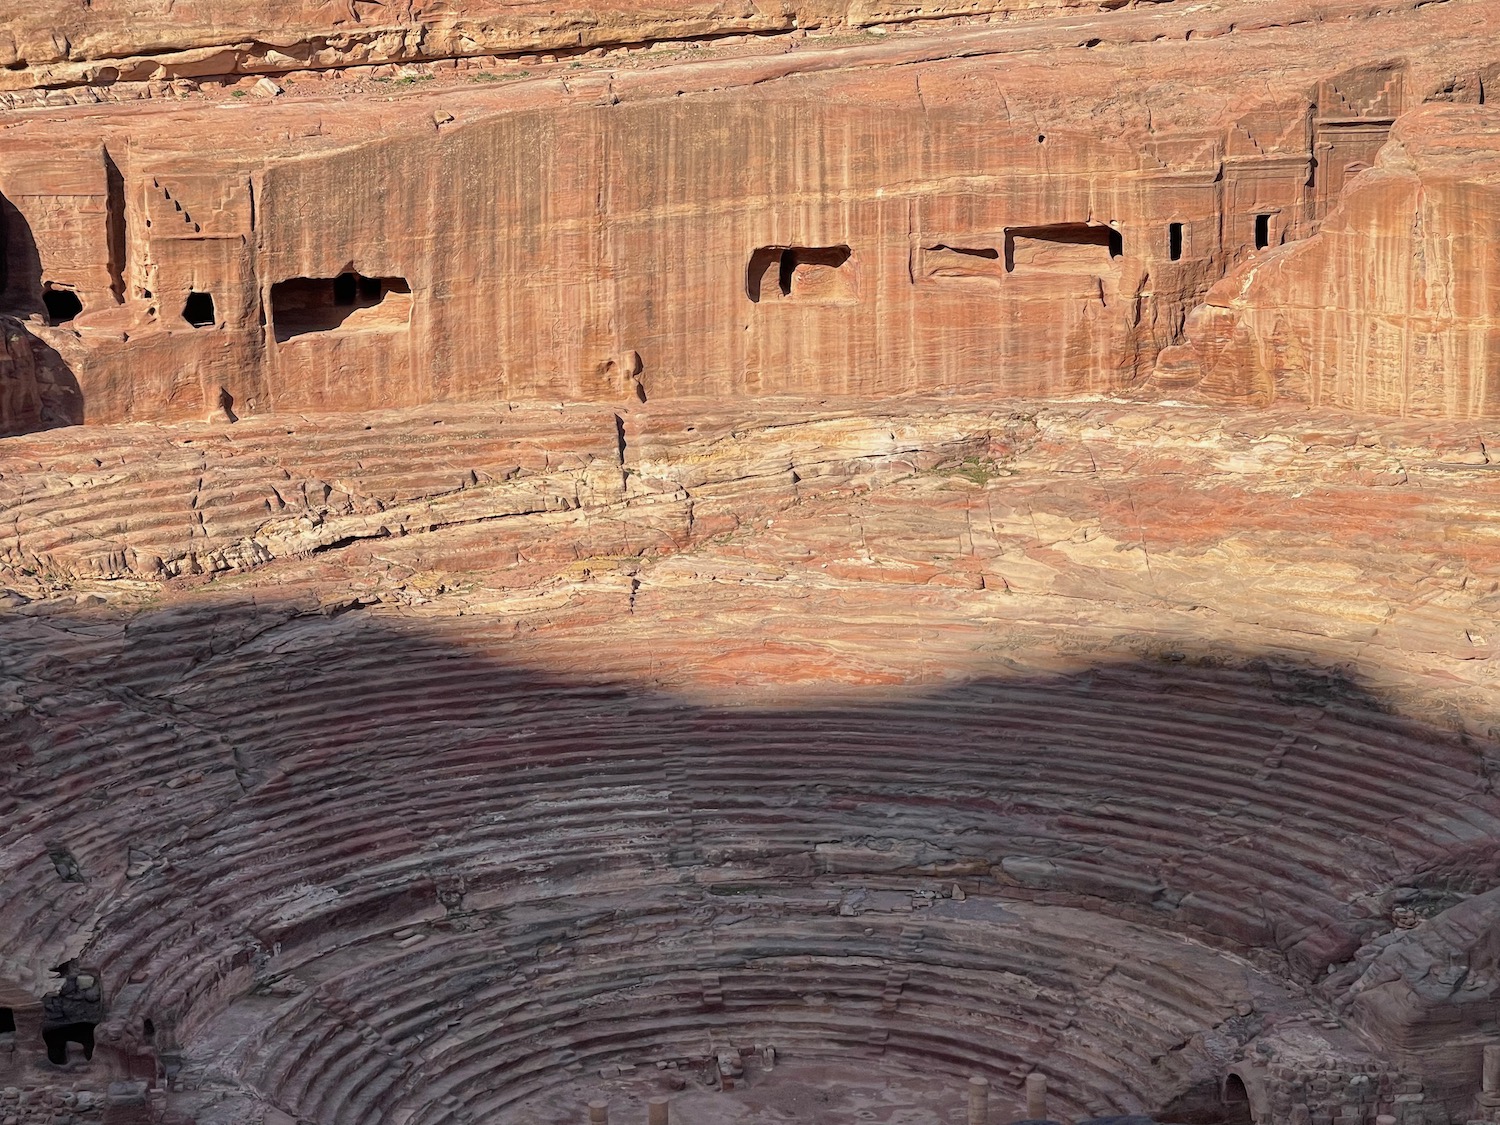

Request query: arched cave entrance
[
  {"left": 42, "top": 287, "right": 82, "bottom": 325},
  {"left": 1223, "top": 1074, "right": 1254, "bottom": 1125}
]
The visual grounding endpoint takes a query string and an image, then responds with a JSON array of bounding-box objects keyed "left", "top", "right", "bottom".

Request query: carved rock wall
[
  {"left": 1157, "top": 105, "right": 1500, "bottom": 418},
  {"left": 7, "top": 3, "right": 1500, "bottom": 1119},
  {"left": 6, "top": 0, "right": 1499, "bottom": 430},
  {"left": 0, "top": 96, "right": 1206, "bottom": 425}
]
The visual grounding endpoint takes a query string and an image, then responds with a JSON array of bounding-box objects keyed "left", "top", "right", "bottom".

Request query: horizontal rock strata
[{"left": 2, "top": 401, "right": 1498, "bottom": 1121}]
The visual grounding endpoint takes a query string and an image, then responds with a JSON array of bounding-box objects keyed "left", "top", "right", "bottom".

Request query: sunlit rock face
[
  {"left": 1162, "top": 104, "right": 1500, "bottom": 418},
  {"left": 3, "top": 5, "right": 1500, "bottom": 1125},
  {"left": 5, "top": 0, "right": 1500, "bottom": 431}
]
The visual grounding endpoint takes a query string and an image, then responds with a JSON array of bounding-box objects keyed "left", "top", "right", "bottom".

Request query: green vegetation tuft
[{"left": 935, "top": 455, "right": 1003, "bottom": 485}]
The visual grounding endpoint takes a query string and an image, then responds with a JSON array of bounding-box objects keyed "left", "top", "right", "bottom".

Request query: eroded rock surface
[
  {"left": 0, "top": 0, "right": 1094, "bottom": 95},
  {"left": 3, "top": 400, "right": 1500, "bottom": 1125},
  {"left": 4, "top": 3, "right": 1500, "bottom": 1125},
  {"left": 1160, "top": 105, "right": 1500, "bottom": 417},
  {"left": 4, "top": 0, "right": 1500, "bottom": 431}
]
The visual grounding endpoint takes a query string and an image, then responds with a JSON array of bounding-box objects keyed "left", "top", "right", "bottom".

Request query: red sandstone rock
[
  {"left": 5, "top": 3, "right": 1500, "bottom": 1125},
  {"left": 4, "top": 397, "right": 1500, "bottom": 1123},
  {"left": 0, "top": 0, "right": 1091, "bottom": 97},
  {"left": 5, "top": 0, "right": 1500, "bottom": 431},
  {"left": 1159, "top": 104, "right": 1500, "bottom": 417}
]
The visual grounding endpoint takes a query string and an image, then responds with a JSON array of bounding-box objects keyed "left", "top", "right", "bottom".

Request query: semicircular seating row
[
  {"left": 210, "top": 895, "right": 1267, "bottom": 1125},
  {"left": 0, "top": 405, "right": 626, "bottom": 582},
  {"left": 1, "top": 608, "right": 1495, "bottom": 1118}
]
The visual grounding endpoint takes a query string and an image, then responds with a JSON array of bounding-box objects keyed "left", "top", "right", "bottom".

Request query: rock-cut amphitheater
[{"left": 5, "top": 2, "right": 1500, "bottom": 1125}]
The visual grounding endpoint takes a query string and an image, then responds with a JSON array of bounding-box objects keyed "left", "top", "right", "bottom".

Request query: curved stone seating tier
[
  {"left": 4, "top": 404, "right": 1499, "bottom": 1120},
  {"left": 193, "top": 896, "right": 1272, "bottom": 1125},
  {"left": 3, "top": 604, "right": 1493, "bottom": 1060}
]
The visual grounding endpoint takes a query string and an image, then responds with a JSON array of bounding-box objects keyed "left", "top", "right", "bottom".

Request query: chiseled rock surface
[
  {"left": 1158, "top": 104, "right": 1500, "bottom": 418},
  {"left": 6, "top": 0, "right": 1500, "bottom": 431},
  {"left": 4, "top": 0, "right": 1500, "bottom": 1118}
]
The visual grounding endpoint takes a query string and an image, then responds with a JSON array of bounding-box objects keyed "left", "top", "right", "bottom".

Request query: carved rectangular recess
[
  {"left": 917, "top": 243, "right": 1005, "bottom": 281},
  {"left": 747, "top": 245, "right": 855, "bottom": 303},
  {"left": 271, "top": 271, "right": 411, "bottom": 342},
  {"left": 1004, "top": 224, "right": 1122, "bottom": 273},
  {"left": 0, "top": 192, "right": 43, "bottom": 316},
  {"left": 1254, "top": 213, "right": 1273, "bottom": 249}
]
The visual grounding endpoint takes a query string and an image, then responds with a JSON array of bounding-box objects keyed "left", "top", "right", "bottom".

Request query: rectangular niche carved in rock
[
  {"left": 1004, "top": 224, "right": 1122, "bottom": 273},
  {"left": 1254, "top": 213, "right": 1273, "bottom": 250},
  {"left": 270, "top": 271, "right": 412, "bottom": 342},
  {"left": 747, "top": 246, "right": 855, "bottom": 303},
  {"left": 918, "top": 243, "right": 1004, "bottom": 281}
]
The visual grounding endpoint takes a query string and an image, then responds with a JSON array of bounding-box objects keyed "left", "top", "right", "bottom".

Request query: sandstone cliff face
[
  {"left": 0, "top": 0, "right": 1085, "bottom": 94},
  {"left": 11, "top": 0, "right": 1493, "bottom": 432},
  {"left": 3, "top": 81, "right": 1187, "bottom": 428},
  {"left": 8, "top": 3, "right": 1500, "bottom": 1124},
  {"left": 1158, "top": 105, "right": 1500, "bottom": 418}
]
